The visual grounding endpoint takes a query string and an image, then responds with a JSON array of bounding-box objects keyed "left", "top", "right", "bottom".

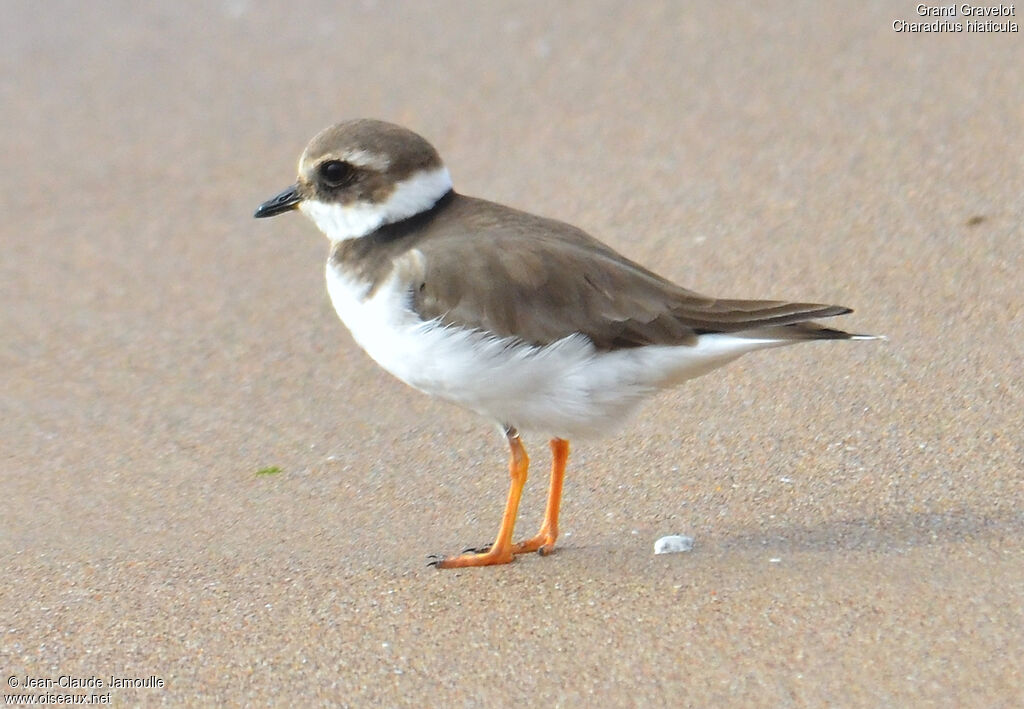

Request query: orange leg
[
  {"left": 512, "top": 438, "right": 569, "bottom": 556},
  {"left": 431, "top": 428, "right": 530, "bottom": 569}
]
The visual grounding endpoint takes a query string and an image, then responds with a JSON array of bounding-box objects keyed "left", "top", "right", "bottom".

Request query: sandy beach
[{"left": 2, "top": 2, "right": 1021, "bottom": 705}]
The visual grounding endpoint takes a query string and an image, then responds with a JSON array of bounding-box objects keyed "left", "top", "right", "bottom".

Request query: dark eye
[{"left": 319, "top": 160, "right": 354, "bottom": 187}]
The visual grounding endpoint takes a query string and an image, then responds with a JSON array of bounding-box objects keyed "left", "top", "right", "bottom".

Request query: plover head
[{"left": 254, "top": 119, "right": 453, "bottom": 241}]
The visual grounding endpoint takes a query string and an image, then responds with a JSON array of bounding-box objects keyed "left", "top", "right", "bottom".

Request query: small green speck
[{"left": 256, "top": 466, "right": 282, "bottom": 476}]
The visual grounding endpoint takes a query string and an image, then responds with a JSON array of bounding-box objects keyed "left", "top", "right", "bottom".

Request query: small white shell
[{"left": 653, "top": 535, "right": 694, "bottom": 554}]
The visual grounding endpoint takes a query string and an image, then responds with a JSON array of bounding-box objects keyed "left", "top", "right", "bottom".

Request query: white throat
[{"left": 299, "top": 166, "right": 452, "bottom": 242}]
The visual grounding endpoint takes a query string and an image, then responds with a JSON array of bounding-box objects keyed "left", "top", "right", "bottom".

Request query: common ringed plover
[{"left": 254, "top": 119, "right": 877, "bottom": 569}]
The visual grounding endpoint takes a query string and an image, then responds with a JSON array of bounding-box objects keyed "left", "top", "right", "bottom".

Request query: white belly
[{"left": 325, "top": 263, "right": 783, "bottom": 439}]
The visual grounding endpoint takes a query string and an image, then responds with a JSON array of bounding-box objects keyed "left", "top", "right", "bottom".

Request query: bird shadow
[{"left": 714, "top": 508, "right": 1022, "bottom": 554}]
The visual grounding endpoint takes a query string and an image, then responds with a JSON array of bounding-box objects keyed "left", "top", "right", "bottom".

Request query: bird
[{"left": 254, "top": 119, "right": 877, "bottom": 569}]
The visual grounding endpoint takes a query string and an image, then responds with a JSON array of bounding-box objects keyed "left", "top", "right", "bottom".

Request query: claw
[{"left": 426, "top": 554, "right": 449, "bottom": 568}]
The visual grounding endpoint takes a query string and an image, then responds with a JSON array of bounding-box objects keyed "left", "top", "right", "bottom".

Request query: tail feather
[
  {"left": 733, "top": 320, "right": 883, "bottom": 342},
  {"left": 686, "top": 303, "right": 852, "bottom": 332}
]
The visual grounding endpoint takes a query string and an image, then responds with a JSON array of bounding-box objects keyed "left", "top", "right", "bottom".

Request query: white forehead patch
[{"left": 299, "top": 165, "right": 453, "bottom": 242}]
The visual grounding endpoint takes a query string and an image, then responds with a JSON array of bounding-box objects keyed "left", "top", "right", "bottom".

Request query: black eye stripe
[{"left": 319, "top": 160, "right": 354, "bottom": 187}]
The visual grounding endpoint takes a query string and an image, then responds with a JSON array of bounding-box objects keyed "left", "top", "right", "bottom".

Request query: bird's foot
[
  {"left": 427, "top": 545, "right": 515, "bottom": 569},
  {"left": 511, "top": 530, "right": 558, "bottom": 556},
  {"left": 453, "top": 529, "right": 557, "bottom": 559}
]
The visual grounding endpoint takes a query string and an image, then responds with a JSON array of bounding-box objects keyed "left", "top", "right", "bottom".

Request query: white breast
[{"left": 325, "top": 263, "right": 790, "bottom": 440}]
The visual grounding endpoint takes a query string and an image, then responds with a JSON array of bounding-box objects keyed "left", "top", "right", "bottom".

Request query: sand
[{"left": 2, "top": 2, "right": 1022, "bottom": 706}]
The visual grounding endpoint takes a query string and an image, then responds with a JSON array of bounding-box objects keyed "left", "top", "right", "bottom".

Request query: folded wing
[{"left": 412, "top": 228, "right": 853, "bottom": 351}]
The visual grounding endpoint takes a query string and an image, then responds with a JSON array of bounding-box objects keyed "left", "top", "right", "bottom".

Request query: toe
[{"left": 461, "top": 545, "right": 491, "bottom": 554}]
